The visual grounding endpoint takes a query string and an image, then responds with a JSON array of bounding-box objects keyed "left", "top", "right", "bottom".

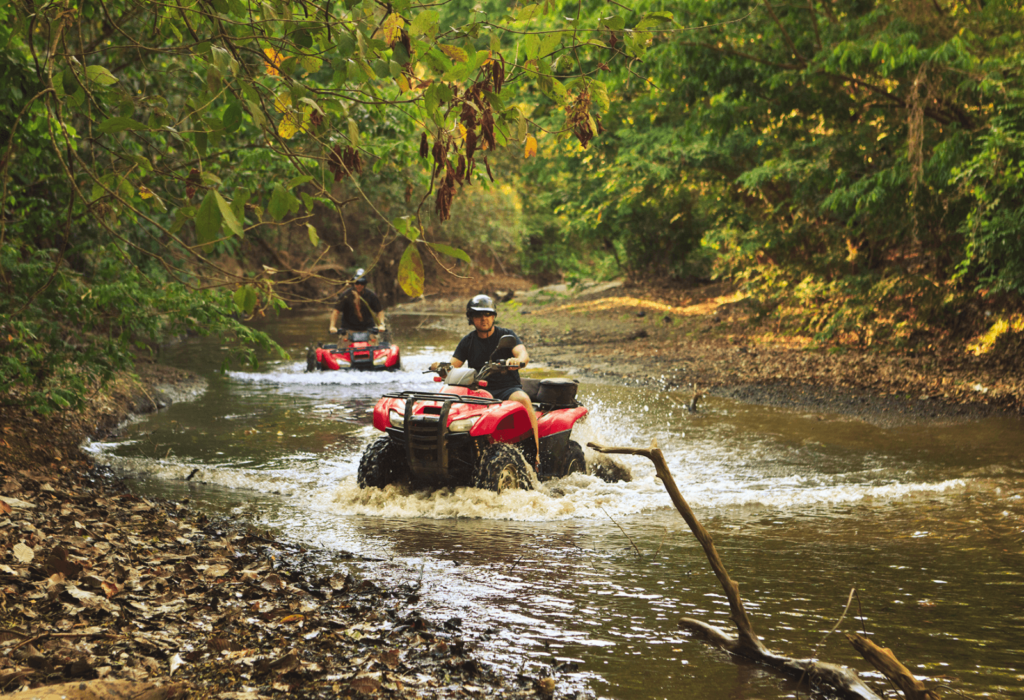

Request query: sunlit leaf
[
  {"left": 439, "top": 44, "right": 468, "bottom": 63},
  {"left": 307, "top": 223, "right": 319, "bottom": 246},
  {"left": 397, "top": 243, "right": 424, "bottom": 297},
  {"left": 525, "top": 134, "right": 538, "bottom": 158},
  {"left": 214, "top": 190, "right": 243, "bottom": 237},
  {"left": 263, "top": 48, "right": 285, "bottom": 76},
  {"left": 410, "top": 9, "right": 440, "bottom": 38},
  {"left": 273, "top": 92, "right": 292, "bottom": 114},
  {"left": 381, "top": 13, "right": 405, "bottom": 47},
  {"left": 85, "top": 64, "right": 118, "bottom": 85}
]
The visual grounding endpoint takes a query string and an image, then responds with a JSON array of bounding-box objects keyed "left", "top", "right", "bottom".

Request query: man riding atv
[
  {"left": 433, "top": 294, "right": 540, "bottom": 465},
  {"left": 329, "top": 270, "right": 385, "bottom": 335}
]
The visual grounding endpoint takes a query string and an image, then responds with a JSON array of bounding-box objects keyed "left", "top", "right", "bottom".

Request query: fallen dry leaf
[{"left": 13, "top": 542, "right": 34, "bottom": 563}]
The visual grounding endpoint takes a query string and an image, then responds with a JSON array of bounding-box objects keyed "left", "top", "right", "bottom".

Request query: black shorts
[{"left": 490, "top": 385, "right": 523, "bottom": 401}]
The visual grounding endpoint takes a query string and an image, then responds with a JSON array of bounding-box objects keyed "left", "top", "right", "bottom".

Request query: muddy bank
[
  {"left": 0, "top": 365, "right": 550, "bottom": 699},
  {"left": 402, "top": 281, "right": 1021, "bottom": 428}
]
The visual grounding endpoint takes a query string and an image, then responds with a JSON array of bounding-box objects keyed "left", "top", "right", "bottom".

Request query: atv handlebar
[
  {"left": 426, "top": 358, "right": 523, "bottom": 381},
  {"left": 336, "top": 327, "right": 382, "bottom": 334}
]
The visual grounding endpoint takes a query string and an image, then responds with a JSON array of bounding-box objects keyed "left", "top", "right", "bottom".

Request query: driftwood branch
[
  {"left": 847, "top": 634, "right": 943, "bottom": 700},
  {"left": 588, "top": 439, "right": 882, "bottom": 700}
]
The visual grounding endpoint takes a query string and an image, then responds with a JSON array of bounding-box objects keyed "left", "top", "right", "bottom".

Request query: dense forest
[{"left": 2, "top": 0, "right": 1023, "bottom": 413}]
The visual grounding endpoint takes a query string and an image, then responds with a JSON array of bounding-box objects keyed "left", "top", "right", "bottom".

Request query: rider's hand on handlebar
[
  {"left": 329, "top": 326, "right": 338, "bottom": 334},
  {"left": 505, "top": 358, "right": 526, "bottom": 370}
]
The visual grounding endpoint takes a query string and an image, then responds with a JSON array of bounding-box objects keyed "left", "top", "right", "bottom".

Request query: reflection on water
[{"left": 90, "top": 311, "right": 1024, "bottom": 700}]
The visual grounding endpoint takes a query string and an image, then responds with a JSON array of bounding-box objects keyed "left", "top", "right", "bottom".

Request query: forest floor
[
  {"left": 412, "top": 277, "right": 1024, "bottom": 427},
  {"left": 3, "top": 277, "right": 1021, "bottom": 699}
]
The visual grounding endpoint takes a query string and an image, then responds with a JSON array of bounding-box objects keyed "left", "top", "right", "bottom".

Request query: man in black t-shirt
[
  {"left": 446, "top": 294, "right": 539, "bottom": 465},
  {"left": 329, "top": 272, "right": 385, "bottom": 333}
]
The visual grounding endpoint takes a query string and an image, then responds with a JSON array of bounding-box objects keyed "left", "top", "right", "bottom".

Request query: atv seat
[{"left": 521, "top": 378, "right": 579, "bottom": 407}]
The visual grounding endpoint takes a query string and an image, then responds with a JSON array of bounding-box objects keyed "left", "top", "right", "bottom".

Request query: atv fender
[
  {"left": 471, "top": 402, "right": 531, "bottom": 443},
  {"left": 537, "top": 406, "right": 588, "bottom": 434},
  {"left": 373, "top": 397, "right": 405, "bottom": 431}
]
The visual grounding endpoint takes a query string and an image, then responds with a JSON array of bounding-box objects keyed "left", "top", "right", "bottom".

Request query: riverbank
[
  {"left": 406, "top": 279, "right": 1023, "bottom": 427},
  {"left": 3, "top": 277, "right": 1019, "bottom": 697},
  {"left": 0, "top": 363, "right": 546, "bottom": 699}
]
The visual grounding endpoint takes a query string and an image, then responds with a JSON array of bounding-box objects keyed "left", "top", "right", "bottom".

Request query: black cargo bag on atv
[{"left": 522, "top": 378, "right": 579, "bottom": 408}]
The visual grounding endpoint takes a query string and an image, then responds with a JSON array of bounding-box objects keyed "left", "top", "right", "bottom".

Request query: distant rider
[
  {"left": 329, "top": 271, "right": 385, "bottom": 334},
  {"left": 437, "top": 294, "right": 540, "bottom": 466}
]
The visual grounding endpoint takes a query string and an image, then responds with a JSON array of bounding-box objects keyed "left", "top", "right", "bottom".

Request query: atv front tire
[
  {"left": 473, "top": 443, "right": 535, "bottom": 492},
  {"left": 306, "top": 348, "right": 317, "bottom": 372},
  {"left": 357, "top": 436, "right": 408, "bottom": 488}
]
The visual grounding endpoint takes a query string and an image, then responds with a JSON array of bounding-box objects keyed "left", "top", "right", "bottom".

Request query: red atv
[
  {"left": 357, "top": 335, "right": 587, "bottom": 491},
  {"left": 306, "top": 328, "right": 401, "bottom": 372}
]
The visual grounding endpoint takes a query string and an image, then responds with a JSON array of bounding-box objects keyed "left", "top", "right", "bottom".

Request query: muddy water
[{"left": 90, "top": 311, "right": 1024, "bottom": 699}]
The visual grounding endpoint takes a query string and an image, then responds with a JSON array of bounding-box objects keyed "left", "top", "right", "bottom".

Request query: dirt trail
[{"left": 406, "top": 280, "right": 1023, "bottom": 427}]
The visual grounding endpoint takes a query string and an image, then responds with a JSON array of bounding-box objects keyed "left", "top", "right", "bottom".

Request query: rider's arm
[
  {"left": 376, "top": 309, "right": 386, "bottom": 330},
  {"left": 507, "top": 343, "right": 529, "bottom": 368},
  {"left": 329, "top": 309, "right": 341, "bottom": 333},
  {"left": 450, "top": 357, "right": 464, "bottom": 368}
]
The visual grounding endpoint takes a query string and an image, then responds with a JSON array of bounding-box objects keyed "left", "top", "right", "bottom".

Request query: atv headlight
[
  {"left": 373, "top": 351, "right": 387, "bottom": 366},
  {"left": 389, "top": 410, "right": 405, "bottom": 429},
  {"left": 449, "top": 416, "right": 478, "bottom": 433}
]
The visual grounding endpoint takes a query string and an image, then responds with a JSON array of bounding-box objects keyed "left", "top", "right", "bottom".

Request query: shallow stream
[{"left": 91, "top": 311, "right": 1024, "bottom": 699}]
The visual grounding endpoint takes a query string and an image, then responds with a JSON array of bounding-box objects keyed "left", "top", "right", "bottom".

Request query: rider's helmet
[
  {"left": 466, "top": 294, "right": 496, "bottom": 324},
  {"left": 353, "top": 268, "right": 368, "bottom": 285}
]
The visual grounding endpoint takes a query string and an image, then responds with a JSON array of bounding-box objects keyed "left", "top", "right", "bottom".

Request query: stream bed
[{"left": 89, "top": 311, "right": 1024, "bottom": 699}]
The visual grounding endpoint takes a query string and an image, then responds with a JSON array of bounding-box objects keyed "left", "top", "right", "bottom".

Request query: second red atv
[
  {"left": 357, "top": 335, "right": 588, "bottom": 492},
  {"left": 307, "top": 328, "right": 401, "bottom": 372}
]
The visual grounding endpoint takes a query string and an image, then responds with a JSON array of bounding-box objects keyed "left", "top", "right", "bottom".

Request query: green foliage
[
  {"left": 519, "top": 0, "right": 1024, "bottom": 342},
  {"left": 2, "top": 0, "right": 650, "bottom": 411}
]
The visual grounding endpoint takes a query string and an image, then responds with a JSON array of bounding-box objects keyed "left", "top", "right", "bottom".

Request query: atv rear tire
[
  {"left": 562, "top": 440, "right": 586, "bottom": 476},
  {"left": 473, "top": 443, "right": 535, "bottom": 492},
  {"left": 306, "top": 348, "right": 317, "bottom": 372},
  {"left": 357, "top": 436, "right": 407, "bottom": 489}
]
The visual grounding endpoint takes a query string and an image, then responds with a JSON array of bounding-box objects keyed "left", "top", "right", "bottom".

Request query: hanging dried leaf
[{"left": 419, "top": 132, "right": 428, "bottom": 158}]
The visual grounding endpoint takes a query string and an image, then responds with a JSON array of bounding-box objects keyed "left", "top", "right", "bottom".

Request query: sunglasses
[{"left": 470, "top": 312, "right": 496, "bottom": 318}]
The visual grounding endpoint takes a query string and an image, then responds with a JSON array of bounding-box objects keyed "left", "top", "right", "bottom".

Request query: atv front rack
[
  {"left": 382, "top": 390, "right": 501, "bottom": 405},
  {"left": 383, "top": 391, "right": 502, "bottom": 476}
]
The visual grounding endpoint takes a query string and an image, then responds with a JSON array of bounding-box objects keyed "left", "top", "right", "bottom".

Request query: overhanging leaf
[
  {"left": 267, "top": 184, "right": 291, "bottom": 221},
  {"left": 195, "top": 190, "right": 223, "bottom": 246},
  {"left": 97, "top": 117, "right": 149, "bottom": 133},
  {"left": 85, "top": 64, "right": 118, "bottom": 85},
  {"left": 427, "top": 242, "right": 472, "bottom": 265},
  {"left": 397, "top": 244, "right": 424, "bottom": 297},
  {"left": 214, "top": 190, "right": 243, "bottom": 236}
]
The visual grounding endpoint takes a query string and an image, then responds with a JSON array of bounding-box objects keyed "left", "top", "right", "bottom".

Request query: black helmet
[
  {"left": 353, "top": 268, "right": 368, "bottom": 285},
  {"left": 466, "top": 294, "right": 496, "bottom": 323}
]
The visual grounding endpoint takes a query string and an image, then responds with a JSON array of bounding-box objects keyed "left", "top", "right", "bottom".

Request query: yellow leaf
[
  {"left": 263, "top": 48, "right": 285, "bottom": 77},
  {"left": 524, "top": 134, "right": 538, "bottom": 158},
  {"left": 278, "top": 112, "right": 302, "bottom": 139},
  {"left": 458, "top": 123, "right": 467, "bottom": 141},
  {"left": 381, "top": 13, "right": 405, "bottom": 47},
  {"left": 396, "top": 74, "right": 410, "bottom": 93},
  {"left": 439, "top": 44, "right": 468, "bottom": 63},
  {"left": 273, "top": 92, "right": 292, "bottom": 114},
  {"left": 281, "top": 614, "right": 305, "bottom": 624},
  {"left": 139, "top": 186, "right": 154, "bottom": 199}
]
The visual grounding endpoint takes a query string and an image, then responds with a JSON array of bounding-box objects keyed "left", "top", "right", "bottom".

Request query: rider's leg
[{"left": 509, "top": 390, "right": 540, "bottom": 466}]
